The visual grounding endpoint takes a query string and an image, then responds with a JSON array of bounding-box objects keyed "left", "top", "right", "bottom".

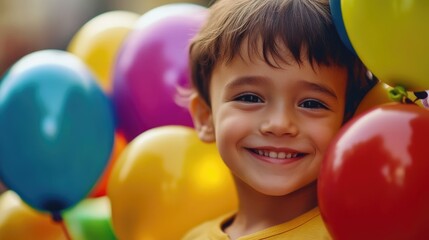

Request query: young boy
[{"left": 183, "top": 0, "right": 376, "bottom": 239}]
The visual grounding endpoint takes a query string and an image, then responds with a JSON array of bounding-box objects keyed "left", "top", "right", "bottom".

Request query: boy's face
[{"left": 191, "top": 48, "right": 347, "bottom": 196}]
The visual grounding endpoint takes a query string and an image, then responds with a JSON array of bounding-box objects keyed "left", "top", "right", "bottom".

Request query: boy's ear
[{"left": 189, "top": 94, "right": 215, "bottom": 143}]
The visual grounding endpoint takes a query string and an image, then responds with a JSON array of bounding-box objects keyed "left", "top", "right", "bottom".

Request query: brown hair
[{"left": 189, "top": 0, "right": 376, "bottom": 122}]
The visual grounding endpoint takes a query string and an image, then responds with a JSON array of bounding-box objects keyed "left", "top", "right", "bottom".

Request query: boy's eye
[
  {"left": 234, "top": 94, "right": 263, "bottom": 103},
  {"left": 299, "top": 100, "right": 328, "bottom": 109}
]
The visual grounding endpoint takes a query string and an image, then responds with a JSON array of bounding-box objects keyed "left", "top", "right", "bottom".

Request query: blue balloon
[
  {"left": 329, "top": 0, "right": 356, "bottom": 54},
  {"left": 0, "top": 50, "right": 115, "bottom": 214}
]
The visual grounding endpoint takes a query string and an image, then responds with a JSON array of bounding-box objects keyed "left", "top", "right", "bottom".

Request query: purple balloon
[{"left": 113, "top": 5, "right": 207, "bottom": 141}]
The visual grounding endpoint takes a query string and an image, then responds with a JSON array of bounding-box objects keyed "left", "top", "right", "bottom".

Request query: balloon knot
[
  {"left": 51, "top": 211, "right": 63, "bottom": 222},
  {"left": 388, "top": 86, "right": 415, "bottom": 104}
]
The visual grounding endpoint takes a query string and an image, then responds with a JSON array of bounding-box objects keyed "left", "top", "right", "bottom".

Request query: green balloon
[{"left": 63, "top": 197, "right": 116, "bottom": 240}]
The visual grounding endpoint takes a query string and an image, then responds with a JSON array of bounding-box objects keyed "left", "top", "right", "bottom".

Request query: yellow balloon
[
  {"left": 354, "top": 81, "right": 393, "bottom": 116},
  {"left": 342, "top": 0, "right": 429, "bottom": 91},
  {"left": 0, "top": 191, "right": 67, "bottom": 240},
  {"left": 68, "top": 11, "right": 139, "bottom": 93},
  {"left": 108, "top": 126, "right": 237, "bottom": 240}
]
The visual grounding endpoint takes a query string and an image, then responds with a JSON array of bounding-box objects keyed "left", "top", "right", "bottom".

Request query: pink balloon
[{"left": 113, "top": 4, "right": 207, "bottom": 141}]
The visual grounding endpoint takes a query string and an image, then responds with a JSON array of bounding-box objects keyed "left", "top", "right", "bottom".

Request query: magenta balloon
[
  {"left": 113, "top": 7, "right": 207, "bottom": 141},
  {"left": 134, "top": 3, "right": 207, "bottom": 30}
]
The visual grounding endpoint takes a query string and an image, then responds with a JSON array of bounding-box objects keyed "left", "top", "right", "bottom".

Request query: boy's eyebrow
[
  {"left": 225, "top": 76, "right": 267, "bottom": 89},
  {"left": 299, "top": 81, "right": 338, "bottom": 100}
]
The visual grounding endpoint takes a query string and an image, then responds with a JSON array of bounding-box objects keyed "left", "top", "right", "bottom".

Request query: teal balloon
[
  {"left": 329, "top": 0, "right": 355, "bottom": 54},
  {"left": 0, "top": 50, "right": 115, "bottom": 214}
]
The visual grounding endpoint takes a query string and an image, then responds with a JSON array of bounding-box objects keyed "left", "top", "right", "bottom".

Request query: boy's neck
[{"left": 224, "top": 179, "right": 318, "bottom": 239}]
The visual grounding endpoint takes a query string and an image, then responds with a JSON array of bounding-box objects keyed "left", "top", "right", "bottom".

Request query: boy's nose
[{"left": 260, "top": 107, "right": 298, "bottom": 137}]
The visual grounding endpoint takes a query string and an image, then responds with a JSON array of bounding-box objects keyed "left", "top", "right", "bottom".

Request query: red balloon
[{"left": 318, "top": 103, "right": 429, "bottom": 240}]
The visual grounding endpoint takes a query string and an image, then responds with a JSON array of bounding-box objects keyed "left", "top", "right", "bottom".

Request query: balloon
[
  {"left": 318, "top": 103, "right": 429, "bottom": 240},
  {"left": 354, "top": 80, "right": 426, "bottom": 115},
  {"left": 135, "top": 3, "right": 206, "bottom": 30},
  {"left": 0, "top": 50, "right": 115, "bottom": 214},
  {"left": 63, "top": 196, "right": 116, "bottom": 240},
  {"left": 0, "top": 191, "right": 67, "bottom": 240},
  {"left": 354, "top": 81, "right": 393, "bottom": 116},
  {"left": 108, "top": 126, "right": 237, "bottom": 240},
  {"left": 341, "top": 0, "right": 429, "bottom": 91},
  {"left": 68, "top": 11, "right": 139, "bottom": 93},
  {"left": 89, "top": 132, "right": 128, "bottom": 198},
  {"left": 329, "top": 0, "right": 355, "bottom": 54},
  {"left": 112, "top": 5, "right": 207, "bottom": 141}
]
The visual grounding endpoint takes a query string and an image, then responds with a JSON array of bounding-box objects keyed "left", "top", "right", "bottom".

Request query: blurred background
[
  {"left": 0, "top": 0, "right": 210, "bottom": 194},
  {"left": 0, "top": 0, "right": 210, "bottom": 77}
]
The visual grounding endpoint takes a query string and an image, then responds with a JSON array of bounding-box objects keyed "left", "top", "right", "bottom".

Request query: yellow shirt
[{"left": 182, "top": 207, "right": 332, "bottom": 240}]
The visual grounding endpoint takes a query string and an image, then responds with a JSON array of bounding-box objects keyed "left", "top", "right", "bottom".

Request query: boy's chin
[{"left": 252, "top": 179, "right": 318, "bottom": 197}]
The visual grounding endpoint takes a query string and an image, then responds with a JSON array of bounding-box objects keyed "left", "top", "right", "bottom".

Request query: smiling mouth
[{"left": 249, "top": 149, "right": 305, "bottom": 159}]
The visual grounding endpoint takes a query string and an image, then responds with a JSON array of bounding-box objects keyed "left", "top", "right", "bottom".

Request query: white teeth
[{"left": 255, "top": 150, "right": 299, "bottom": 159}]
